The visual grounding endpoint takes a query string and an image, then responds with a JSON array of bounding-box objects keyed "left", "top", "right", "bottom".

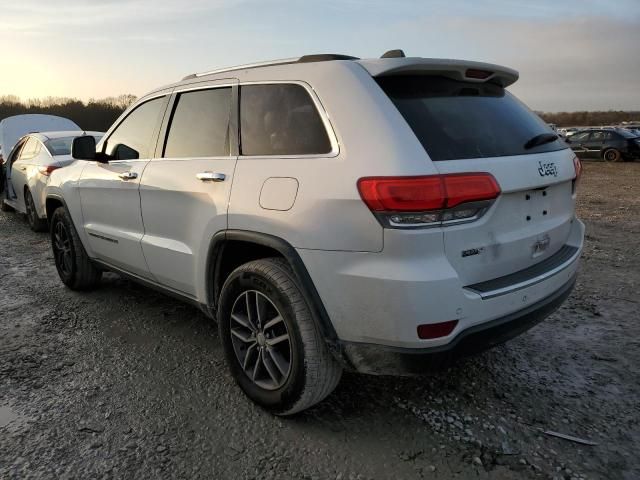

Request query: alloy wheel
[
  {"left": 26, "top": 192, "right": 38, "bottom": 226},
  {"left": 53, "top": 220, "right": 73, "bottom": 277},
  {"left": 230, "top": 290, "right": 292, "bottom": 390}
]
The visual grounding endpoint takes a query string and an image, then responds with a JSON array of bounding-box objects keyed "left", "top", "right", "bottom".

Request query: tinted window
[
  {"left": 617, "top": 128, "right": 637, "bottom": 139},
  {"left": 377, "top": 76, "right": 566, "bottom": 161},
  {"left": 570, "top": 132, "right": 590, "bottom": 142},
  {"left": 240, "top": 84, "right": 331, "bottom": 156},
  {"left": 164, "top": 88, "right": 231, "bottom": 158},
  {"left": 104, "top": 96, "right": 166, "bottom": 160}
]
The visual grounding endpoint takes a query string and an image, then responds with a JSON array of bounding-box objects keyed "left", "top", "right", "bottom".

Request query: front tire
[
  {"left": 50, "top": 206, "right": 102, "bottom": 290},
  {"left": 25, "top": 189, "right": 47, "bottom": 232},
  {"left": 603, "top": 148, "right": 622, "bottom": 162},
  {"left": 218, "top": 258, "right": 342, "bottom": 415}
]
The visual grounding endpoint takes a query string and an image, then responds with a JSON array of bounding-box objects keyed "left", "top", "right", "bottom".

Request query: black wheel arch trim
[{"left": 206, "top": 229, "right": 347, "bottom": 363}]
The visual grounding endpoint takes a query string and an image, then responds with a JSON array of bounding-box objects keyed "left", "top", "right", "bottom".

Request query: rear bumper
[{"left": 340, "top": 274, "right": 576, "bottom": 375}]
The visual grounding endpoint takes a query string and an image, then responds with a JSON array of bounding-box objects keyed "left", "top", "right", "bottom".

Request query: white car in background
[
  {"left": 0, "top": 114, "right": 80, "bottom": 164},
  {"left": 2, "top": 131, "right": 103, "bottom": 231}
]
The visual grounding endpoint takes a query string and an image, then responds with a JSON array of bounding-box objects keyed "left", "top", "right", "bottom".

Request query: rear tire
[
  {"left": 1, "top": 185, "right": 13, "bottom": 212},
  {"left": 25, "top": 189, "right": 47, "bottom": 232},
  {"left": 50, "top": 206, "right": 102, "bottom": 290},
  {"left": 603, "top": 148, "right": 622, "bottom": 162},
  {"left": 0, "top": 199, "right": 13, "bottom": 212},
  {"left": 218, "top": 257, "right": 342, "bottom": 415}
]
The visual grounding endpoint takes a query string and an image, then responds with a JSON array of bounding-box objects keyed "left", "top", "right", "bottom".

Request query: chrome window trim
[{"left": 99, "top": 92, "right": 172, "bottom": 154}]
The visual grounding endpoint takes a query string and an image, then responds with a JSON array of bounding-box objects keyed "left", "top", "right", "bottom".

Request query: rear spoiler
[{"left": 356, "top": 58, "right": 519, "bottom": 87}]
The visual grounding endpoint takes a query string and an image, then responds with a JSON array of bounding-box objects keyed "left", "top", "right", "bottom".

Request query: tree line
[
  {"left": 2, "top": 95, "right": 638, "bottom": 131},
  {"left": 537, "top": 110, "right": 640, "bottom": 127},
  {"left": 0, "top": 95, "right": 136, "bottom": 132}
]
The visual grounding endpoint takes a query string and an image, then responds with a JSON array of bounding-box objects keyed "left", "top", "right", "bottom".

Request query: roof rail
[{"left": 181, "top": 53, "right": 359, "bottom": 80}]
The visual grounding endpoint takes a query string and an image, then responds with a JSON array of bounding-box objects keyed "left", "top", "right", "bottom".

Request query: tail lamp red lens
[
  {"left": 573, "top": 156, "right": 582, "bottom": 180},
  {"left": 357, "top": 173, "right": 500, "bottom": 212},
  {"left": 38, "top": 165, "right": 60, "bottom": 176},
  {"left": 417, "top": 320, "right": 458, "bottom": 339}
]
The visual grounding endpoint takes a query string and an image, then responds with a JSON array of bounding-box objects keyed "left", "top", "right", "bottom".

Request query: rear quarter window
[
  {"left": 239, "top": 84, "right": 332, "bottom": 156},
  {"left": 377, "top": 76, "right": 567, "bottom": 161}
]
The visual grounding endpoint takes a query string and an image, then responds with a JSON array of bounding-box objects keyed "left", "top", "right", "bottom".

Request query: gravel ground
[{"left": 1, "top": 161, "right": 638, "bottom": 479}]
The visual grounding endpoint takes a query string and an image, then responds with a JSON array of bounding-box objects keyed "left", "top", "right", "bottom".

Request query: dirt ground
[{"left": 0, "top": 162, "right": 638, "bottom": 479}]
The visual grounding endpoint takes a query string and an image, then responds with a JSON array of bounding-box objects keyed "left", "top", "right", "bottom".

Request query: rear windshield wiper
[{"left": 524, "top": 133, "right": 558, "bottom": 150}]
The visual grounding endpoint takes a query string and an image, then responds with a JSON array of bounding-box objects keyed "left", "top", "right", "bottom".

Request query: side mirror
[{"left": 71, "top": 136, "right": 96, "bottom": 160}]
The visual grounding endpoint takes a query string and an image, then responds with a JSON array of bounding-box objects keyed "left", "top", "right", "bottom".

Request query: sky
[{"left": 1, "top": 0, "right": 639, "bottom": 112}]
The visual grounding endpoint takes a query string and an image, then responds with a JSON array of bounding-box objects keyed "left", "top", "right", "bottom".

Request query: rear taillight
[
  {"left": 357, "top": 173, "right": 500, "bottom": 228},
  {"left": 572, "top": 156, "right": 582, "bottom": 194},
  {"left": 573, "top": 156, "right": 582, "bottom": 180},
  {"left": 38, "top": 165, "right": 60, "bottom": 176}
]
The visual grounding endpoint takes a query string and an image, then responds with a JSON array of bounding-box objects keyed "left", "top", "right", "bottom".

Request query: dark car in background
[{"left": 566, "top": 128, "right": 640, "bottom": 162}]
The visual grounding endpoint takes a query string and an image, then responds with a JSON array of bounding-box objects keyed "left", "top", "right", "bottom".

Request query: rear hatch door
[{"left": 376, "top": 73, "right": 577, "bottom": 286}]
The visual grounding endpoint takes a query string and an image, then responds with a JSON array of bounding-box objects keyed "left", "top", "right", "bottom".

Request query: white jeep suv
[{"left": 45, "top": 51, "right": 585, "bottom": 415}]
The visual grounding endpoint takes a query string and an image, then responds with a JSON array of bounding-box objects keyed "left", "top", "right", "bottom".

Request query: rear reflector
[
  {"left": 465, "top": 69, "right": 492, "bottom": 80},
  {"left": 38, "top": 165, "right": 60, "bottom": 176},
  {"left": 357, "top": 173, "right": 500, "bottom": 212},
  {"left": 417, "top": 320, "right": 458, "bottom": 339}
]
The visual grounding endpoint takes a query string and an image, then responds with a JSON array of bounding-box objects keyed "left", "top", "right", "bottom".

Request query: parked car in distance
[
  {"left": 1, "top": 131, "right": 103, "bottom": 231},
  {"left": 558, "top": 127, "right": 581, "bottom": 138},
  {"left": 0, "top": 114, "right": 80, "bottom": 164},
  {"left": 45, "top": 51, "right": 584, "bottom": 415},
  {"left": 566, "top": 128, "right": 640, "bottom": 162}
]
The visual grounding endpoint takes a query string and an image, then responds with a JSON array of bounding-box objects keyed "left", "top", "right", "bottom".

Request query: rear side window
[
  {"left": 240, "top": 84, "right": 331, "bottom": 156},
  {"left": 570, "top": 132, "right": 590, "bottom": 142},
  {"left": 377, "top": 76, "right": 567, "bottom": 161},
  {"left": 104, "top": 96, "right": 167, "bottom": 160},
  {"left": 18, "top": 138, "right": 39, "bottom": 160},
  {"left": 164, "top": 88, "right": 232, "bottom": 158}
]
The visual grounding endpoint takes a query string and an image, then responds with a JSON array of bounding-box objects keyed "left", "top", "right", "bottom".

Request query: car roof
[
  {"left": 27, "top": 130, "right": 104, "bottom": 141},
  {"left": 144, "top": 52, "right": 519, "bottom": 99}
]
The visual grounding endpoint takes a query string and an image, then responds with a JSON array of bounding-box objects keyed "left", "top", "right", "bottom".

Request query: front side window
[
  {"left": 164, "top": 88, "right": 232, "bottom": 158},
  {"left": 240, "top": 84, "right": 332, "bottom": 156},
  {"left": 104, "top": 96, "right": 167, "bottom": 160}
]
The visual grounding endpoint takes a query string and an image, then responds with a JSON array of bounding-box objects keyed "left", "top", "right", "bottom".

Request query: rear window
[
  {"left": 377, "top": 76, "right": 567, "bottom": 161},
  {"left": 240, "top": 84, "right": 332, "bottom": 156},
  {"left": 45, "top": 135, "right": 103, "bottom": 156}
]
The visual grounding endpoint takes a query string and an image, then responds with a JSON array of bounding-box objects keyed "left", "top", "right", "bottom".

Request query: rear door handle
[
  {"left": 118, "top": 171, "right": 138, "bottom": 180},
  {"left": 196, "top": 172, "right": 225, "bottom": 182}
]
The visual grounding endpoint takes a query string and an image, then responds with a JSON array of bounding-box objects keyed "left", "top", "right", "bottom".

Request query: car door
[
  {"left": 3, "top": 138, "right": 26, "bottom": 203},
  {"left": 79, "top": 94, "right": 170, "bottom": 278},
  {"left": 585, "top": 130, "right": 607, "bottom": 158},
  {"left": 139, "top": 81, "right": 238, "bottom": 297},
  {"left": 10, "top": 137, "right": 39, "bottom": 210},
  {"left": 567, "top": 131, "right": 591, "bottom": 158}
]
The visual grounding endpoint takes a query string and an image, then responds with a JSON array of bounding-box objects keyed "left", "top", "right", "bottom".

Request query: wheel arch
[
  {"left": 45, "top": 194, "right": 66, "bottom": 220},
  {"left": 206, "top": 230, "right": 341, "bottom": 353}
]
